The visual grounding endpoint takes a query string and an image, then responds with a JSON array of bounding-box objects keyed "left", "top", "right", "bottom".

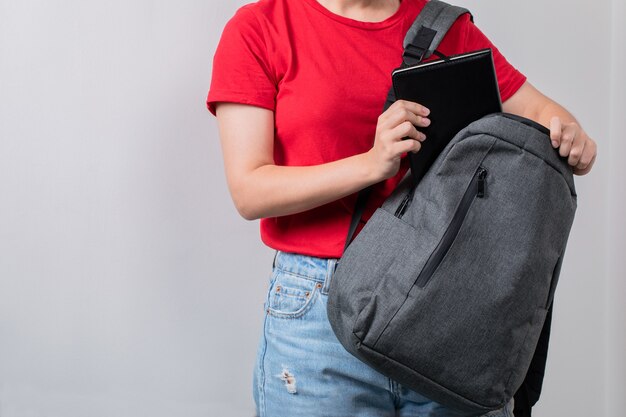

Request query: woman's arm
[
  {"left": 502, "top": 81, "right": 597, "bottom": 175},
  {"left": 215, "top": 100, "right": 429, "bottom": 220}
]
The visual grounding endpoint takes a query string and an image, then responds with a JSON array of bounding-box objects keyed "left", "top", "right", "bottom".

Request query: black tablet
[{"left": 392, "top": 48, "right": 502, "bottom": 184}]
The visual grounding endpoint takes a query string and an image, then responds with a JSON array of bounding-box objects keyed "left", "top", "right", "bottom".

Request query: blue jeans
[{"left": 252, "top": 251, "right": 514, "bottom": 417}]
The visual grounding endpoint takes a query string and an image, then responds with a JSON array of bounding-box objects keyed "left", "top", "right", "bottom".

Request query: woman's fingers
[
  {"left": 390, "top": 99, "right": 430, "bottom": 117},
  {"left": 574, "top": 139, "right": 597, "bottom": 174},
  {"left": 573, "top": 153, "right": 596, "bottom": 176},
  {"left": 389, "top": 121, "right": 424, "bottom": 150},
  {"left": 380, "top": 100, "right": 430, "bottom": 130},
  {"left": 396, "top": 136, "right": 423, "bottom": 154},
  {"left": 558, "top": 123, "right": 577, "bottom": 158},
  {"left": 370, "top": 100, "right": 430, "bottom": 180},
  {"left": 549, "top": 116, "right": 562, "bottom": 148},
  {"left": 384, "top": 108, "right": 431, "bottom": 130},
  {"left": 549, "top": 116, "right": 597, "bottom": 176},
  {"left": 567, "top": 126, "right": 587, "bottom": 166},
  {"left": 378, "top": 121, "right": 422, "bottom": 151}
]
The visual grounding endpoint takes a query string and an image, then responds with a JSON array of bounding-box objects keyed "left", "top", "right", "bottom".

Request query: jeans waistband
[{"left": 273, "top": 251, "right": 338, "bottom": 295}]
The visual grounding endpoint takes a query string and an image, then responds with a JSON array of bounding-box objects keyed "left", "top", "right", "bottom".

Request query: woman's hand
[
  {"left": 366, "top": 100, "right": 430, "bottom": 181},
  {"left": 502, "top": 81, "right": 597, "bottom": 177},
  {"left": 549, "top": 116, "right": 597, "bottom": 176}
]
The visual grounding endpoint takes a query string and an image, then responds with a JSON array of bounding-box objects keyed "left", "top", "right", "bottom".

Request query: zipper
[
  {"left": 414, "top": 166, "right": 488, "bottom": 288},
  {"left": 395, "top": 188, "right": 415, "bottom": 218}
]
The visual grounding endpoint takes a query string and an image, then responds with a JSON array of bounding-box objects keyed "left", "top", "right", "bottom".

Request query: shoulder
[
  {"left": 220, "top": 0, "right": 297, "bottom": 53},
  {"left": 218, "top": 1, "right": 286, "bottom": 56},
  {"left": 433, "top": 11, "right": 473, "bottom": 55},
  {"left": 222, "top": 3, "right": 262, "bottom": 35},
  {"left": 225, "top": 0, "right": 289, "bottom": 29}
]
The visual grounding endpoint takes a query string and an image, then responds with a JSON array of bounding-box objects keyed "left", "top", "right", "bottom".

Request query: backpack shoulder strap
[
  {"left": 383, "top": 0, "right": 472, "bottom": 112},
  {"left": 402, "top": 0, "right": 472, "bottom": 66},
  {"left": 344, "top": 1, "right": 472, "bottom": 254}
]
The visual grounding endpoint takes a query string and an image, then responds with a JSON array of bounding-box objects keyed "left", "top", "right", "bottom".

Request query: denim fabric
[{"left": 252, "top": 251, "right": 514, "bottom": 417}]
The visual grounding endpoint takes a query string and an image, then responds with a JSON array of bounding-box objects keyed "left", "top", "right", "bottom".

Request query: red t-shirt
[{"left": 207, "top": 0, "right": 526, "bottom": 258}]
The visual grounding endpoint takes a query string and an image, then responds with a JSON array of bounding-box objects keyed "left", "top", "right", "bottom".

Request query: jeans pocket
[{"left": 266, "top": 270, "right": 321, "bottom": 319}]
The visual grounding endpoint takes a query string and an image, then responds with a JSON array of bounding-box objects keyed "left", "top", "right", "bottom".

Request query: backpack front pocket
[{"left": 413, "top": 166, "right": 487, "bottom": 288}]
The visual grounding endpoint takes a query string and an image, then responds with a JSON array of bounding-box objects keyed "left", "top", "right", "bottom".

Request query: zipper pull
[
  {"left": 395, "top": 189, "right": 414, "bottom": 218},
  {"left": 477, "top": 167, "right": 488, "bottom": 198}
]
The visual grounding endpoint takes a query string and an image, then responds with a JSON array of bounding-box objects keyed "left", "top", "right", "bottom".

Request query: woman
[{"left": 207, "top": 0, "right": 597, "bottom": 416}]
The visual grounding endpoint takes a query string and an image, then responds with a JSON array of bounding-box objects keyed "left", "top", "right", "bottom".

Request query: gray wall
[{"left": 0, "top": 0, "right": 623, "bottom": 416}]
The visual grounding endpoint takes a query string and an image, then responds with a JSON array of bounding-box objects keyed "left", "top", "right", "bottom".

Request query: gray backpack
[{"left": 326, "top": 2, "right": 577, "bottom": 415}]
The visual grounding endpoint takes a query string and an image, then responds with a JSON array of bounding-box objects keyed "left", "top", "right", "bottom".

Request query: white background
[{"left": 0, "top": 0, "right": 623, "bottom": 416}]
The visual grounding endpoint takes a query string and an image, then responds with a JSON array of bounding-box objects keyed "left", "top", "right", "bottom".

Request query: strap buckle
[{"left": 402, "top": 26, "right": 437, "bottom": 66}]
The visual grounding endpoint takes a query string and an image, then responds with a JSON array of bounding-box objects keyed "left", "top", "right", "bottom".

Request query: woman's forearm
[
  {"left": 217, "top": 101, "right": 427, "bottom": 220},
  {"left": 231, "top": 152, "right": 380, "bottom": 220}
]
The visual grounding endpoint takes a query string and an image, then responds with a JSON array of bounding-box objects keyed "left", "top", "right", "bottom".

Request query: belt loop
[
  {"left": 272, "top": 251, "right": 279, "bottom": 269},
  {"left": 323, "top": 258, "right": 337, "bottom": 295}
]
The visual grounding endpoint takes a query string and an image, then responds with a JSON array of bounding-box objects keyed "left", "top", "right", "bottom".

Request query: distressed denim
[{"left": 252, "top": 251, "right": 514, "bottom": 417}]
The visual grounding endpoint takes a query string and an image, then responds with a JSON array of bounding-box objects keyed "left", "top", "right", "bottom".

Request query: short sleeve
[
  {"left": 462, "top": 16, "right": 527, "bottom": 103},
  {"left": 206, "top": 7, "right": 277, "bottom": 115}
]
